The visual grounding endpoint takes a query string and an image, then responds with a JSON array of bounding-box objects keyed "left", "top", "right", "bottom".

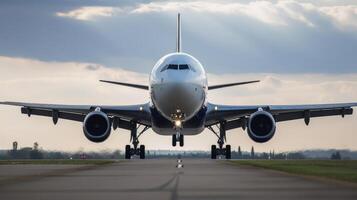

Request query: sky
[{"left": 0, "top": 0, "right": 357, "bottom": 152}]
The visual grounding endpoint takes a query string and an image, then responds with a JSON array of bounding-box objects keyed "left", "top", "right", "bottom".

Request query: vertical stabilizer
[{"left": 176, "top": 13, "right": 181, "bottom": 52}]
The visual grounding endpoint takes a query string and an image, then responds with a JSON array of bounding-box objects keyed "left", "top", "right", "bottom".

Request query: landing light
[{"left": 175, "top": 120, "right": 182, "bottom": 127}]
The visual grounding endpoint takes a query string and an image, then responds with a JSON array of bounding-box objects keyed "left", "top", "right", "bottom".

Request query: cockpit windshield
[
  {"left": 179, "top": 64, "right": 189, "bottom": 70},
  {"left": 161, "top": 64, "right": 193, "bottom": 72},
  {"left": 167, "top": 64, "right": 178, "bottom": 70}
]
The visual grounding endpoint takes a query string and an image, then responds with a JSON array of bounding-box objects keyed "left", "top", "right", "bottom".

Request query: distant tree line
[
  {"left": 230, "top": 146, "right": 306, "bottom": 160},
  {"left": 0, "top": 142, "right": 348, "bottom": 160},
  {"left": 330, "top": 151, "right": 342, "bottom": 160},
  {"left": 0, "top": 141, "right": 123, "bottom": 160},
  {"left": 6, "top": 141, "right": 43, "bottom": 159}
]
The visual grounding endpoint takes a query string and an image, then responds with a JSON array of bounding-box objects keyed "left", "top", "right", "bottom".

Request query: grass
[
  {"left": 0, "top": 159, "right": 117, "bottom": 165},
  {"left": 230, "top": 160, "right": 357, "bottom": 184}
]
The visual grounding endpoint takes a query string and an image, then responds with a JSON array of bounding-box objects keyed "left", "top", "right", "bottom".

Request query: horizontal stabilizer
[
  {"left": 100, "top": 80, "right": 149, "bottom": 90},
  {"left": 208, "top": 80, "right": 260, "bottom": 90}
]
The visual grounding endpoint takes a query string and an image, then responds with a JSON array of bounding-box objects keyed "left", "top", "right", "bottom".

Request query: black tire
[
  {"left": 125, "top": 145, "right": 131, "bottom": 159},
  {"left": 179, "top": 134, "right": 184, "bottom": 147},
  {"left": 211, "top": 145, "right": 217, "bottom": 159},
  {"left": 172, "top": 135, "right": 177, "bottom": 147},
  {"left": 226, "top": 145, "right": 231, "bottom": 159},
  {"left": 139, "top": 145, "right": 145, "bottom": 159}
]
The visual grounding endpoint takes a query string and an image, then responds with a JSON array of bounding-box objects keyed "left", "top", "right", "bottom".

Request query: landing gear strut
[
  {"left": 208, "top": 121, "right": 231, "bottom": 159},
  {"left": 125, "top": 122, "right": 150, "bottom": 159}
]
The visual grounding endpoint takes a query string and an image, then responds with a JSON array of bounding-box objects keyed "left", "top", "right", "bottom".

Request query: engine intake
[
  {"left": 247, "top": 111, "right": 276, "bottom": 143},
  {"left": 83, "top": 111, "right": 111, "bottom": 143}
]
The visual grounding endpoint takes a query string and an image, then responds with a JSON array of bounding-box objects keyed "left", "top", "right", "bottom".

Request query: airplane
[{"left": 1, "top": 13, "right": 356, "bottom": 159}]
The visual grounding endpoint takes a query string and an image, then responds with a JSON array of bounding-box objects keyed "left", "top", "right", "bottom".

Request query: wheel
[
  {"left": 139, "top": 145, "right": 145, "bottom": 159},
  {"left": 211, "top": 145, "right": 217, "bottom": 159},
  {"left": 226, "top": 145, "right": 231, "bottom": 159},
  {"left": 125, "top": 145, "right": 131, "bottom": 159},
  {"left": 172, "top": 135, "right": 177, "bottom": 147},
  {"left": 179, "top": 134, "right": 184, "bottom": 147}
]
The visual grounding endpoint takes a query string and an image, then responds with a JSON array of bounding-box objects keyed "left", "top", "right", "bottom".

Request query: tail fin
[{"left": 176, "top": 13, "right": 181, "bottom": 52}]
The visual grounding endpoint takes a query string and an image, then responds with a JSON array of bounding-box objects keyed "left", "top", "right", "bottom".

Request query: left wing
[
  {"left": 0, "top": 101, "right": 152, "bottom": 127},
  {"left": 205, "top": 102, "right": 357, "bottom": 129}
]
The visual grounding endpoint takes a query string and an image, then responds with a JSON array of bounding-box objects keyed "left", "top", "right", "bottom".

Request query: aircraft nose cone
[
  {"left": 165, "top": 84, "right": 189, "bottom": 102},
  {"left": 171, "top": 84, "right": 186, "bottom": 94},
  {"left": 157, "top": 82, "right": 203, "bottom": 120}
]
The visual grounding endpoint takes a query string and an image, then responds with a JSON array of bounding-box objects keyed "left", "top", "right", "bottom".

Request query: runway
[{"left": 0, "top": 159, "right": 356, "bottom": 200}]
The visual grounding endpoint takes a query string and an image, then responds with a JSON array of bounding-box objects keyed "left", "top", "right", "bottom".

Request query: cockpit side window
[
  {"left": 160, "top": 65, "right": 168, "bottom": 72},
  {"left": 188, "top": 65, "right": 196, "bottom": 72}
]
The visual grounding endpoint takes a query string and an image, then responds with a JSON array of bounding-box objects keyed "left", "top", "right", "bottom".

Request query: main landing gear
[
  {"left": 208, "top": 121, "right": 231, "bottom": 159},
  {"left": 125, "top": 122, "right": 150, "bottom": 159}
]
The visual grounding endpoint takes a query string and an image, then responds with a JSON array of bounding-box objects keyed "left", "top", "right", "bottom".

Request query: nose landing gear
[
  {"left": 172, "top": 118, "right": 184, "bottom": 147},
  {"left": 172, "top": 133, "right": 184, "bottom": 147},
  {"left": 208, "top": 121, "right": 231, "bottom": 159}
]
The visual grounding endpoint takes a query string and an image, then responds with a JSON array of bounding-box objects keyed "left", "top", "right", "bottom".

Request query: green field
[
  {"left": 0, "top": 159, "right": 117, "bottom": 165},
  {"left": 230, "top": 160, "right": 357, "bottom": 184}
]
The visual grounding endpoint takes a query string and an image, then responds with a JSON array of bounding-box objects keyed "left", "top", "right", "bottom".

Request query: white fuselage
[{"left": 150, "top": 52, "right": 208, "bottom": 135}]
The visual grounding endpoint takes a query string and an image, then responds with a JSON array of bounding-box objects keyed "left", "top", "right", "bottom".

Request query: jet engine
[
  {"left": 247, "top": 110, "right": 276, "bottom": 143},
  {"left": 83, "top": 110, "right": 111, "bottom": 143}
]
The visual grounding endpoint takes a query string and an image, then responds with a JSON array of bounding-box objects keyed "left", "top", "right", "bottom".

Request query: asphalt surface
[{"left": 0, "top": 159, "right": 357, "bottom": 200}]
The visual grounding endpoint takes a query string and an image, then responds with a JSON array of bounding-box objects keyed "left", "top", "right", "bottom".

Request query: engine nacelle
[
  {"left": 247, "top": 110, "right": 276, "bottom": 143},
  {"left": 83, "top": 111, "right": 111, "bottom": 143}
]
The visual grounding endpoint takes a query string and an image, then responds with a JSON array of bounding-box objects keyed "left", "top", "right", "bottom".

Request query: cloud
[
  {"left": 7, "top": 0, "right": 354, "bottom": 74},
  {"left": 56, "top": 1, "right": 357, "bottom": 29},
  {"left": 320, "top": 5, "right": 357, "bottom": 29},
  {"left": 131, "top": 1, "right": 315, "bottom": 26},
  {"left": 85, "top": 64, "right": 102, "bottom": 71},
  {"left": 56, "top": 6, "right": 118, "bottom": 21},
  {"left": 0, "top": 56, "right": 149, "bottom": 152},
  {"left": 1, "top": 56, "right": 357, "bottom": 152},
  {"left": 131, "top": 0, "right": 357, "bottom": 28},
  {"left": 207, "top": 73, "right": 357, "bottom": 105},
  {"left": 0, "top": 56, "right": 148, "bottom": 103}
]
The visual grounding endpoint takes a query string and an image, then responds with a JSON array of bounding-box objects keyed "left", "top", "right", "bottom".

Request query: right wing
[
  {"left": 205, "top": 102, "right": 357, "bottom": 129},
  {"left": 0, "top": 101, "right": 152, "bottom": 127}
]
